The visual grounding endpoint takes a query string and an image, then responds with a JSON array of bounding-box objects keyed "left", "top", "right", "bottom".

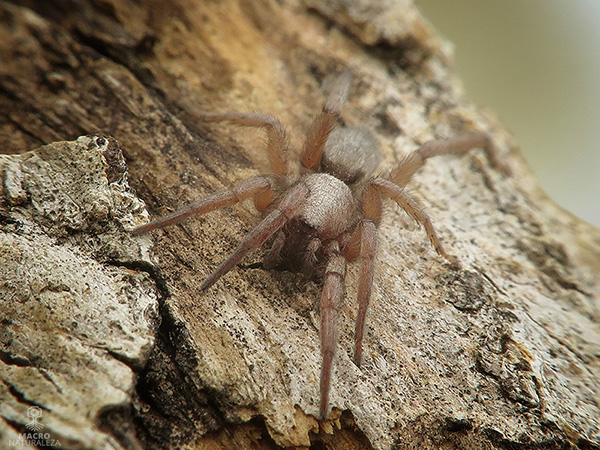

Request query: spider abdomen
[
  {"left": 321, "top": 126, "right": 381, "bottom": 185},
  {"left": 297, "top": 173, "right": 355, "bottom": 240}
]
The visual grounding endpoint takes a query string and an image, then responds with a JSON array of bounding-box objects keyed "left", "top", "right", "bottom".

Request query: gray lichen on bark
[
  {"left": 1, "top": 136, "right": 158, "bottom": 449},
  {"left": 0, "top": 0, "right": 599, "bottom": 449}
]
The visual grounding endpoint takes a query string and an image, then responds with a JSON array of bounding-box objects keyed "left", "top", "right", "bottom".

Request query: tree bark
[{"left": 1, "top": 1, "right": 599, "bottom": 449}]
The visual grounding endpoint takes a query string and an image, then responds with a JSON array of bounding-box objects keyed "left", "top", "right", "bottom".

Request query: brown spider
[{"left": 133, "top": 72, "right": 508, "bottom": 418}]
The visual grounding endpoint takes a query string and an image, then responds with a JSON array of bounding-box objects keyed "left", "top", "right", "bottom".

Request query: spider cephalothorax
[{"left": 133, "top": 71, "right": 508, "bottom": 418}]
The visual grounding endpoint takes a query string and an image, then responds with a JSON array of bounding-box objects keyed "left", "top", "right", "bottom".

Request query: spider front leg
[
  {"left": 344, "top": 219, "right": 378, "bottom": 366},
  {"left": 201, "top": 182, "right": 309, "bottom": 290},
  {"left": 343, "top": 182, "right": 383, "bottom": 367},
  {"left": 319, "top": 240, "right": 347, "bottom": 419},
  {"left": 346, "top": 178, "right": 458, "bottom": 371}
]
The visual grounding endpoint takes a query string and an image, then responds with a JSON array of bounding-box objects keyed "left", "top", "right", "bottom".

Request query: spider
[{"left": 133, "top": 71, "right": 508, "bottom": 419}]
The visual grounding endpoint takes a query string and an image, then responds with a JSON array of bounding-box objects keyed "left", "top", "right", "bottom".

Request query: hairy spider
[{"left": 133, "top": 72, "right": 508, "bottom": 418}]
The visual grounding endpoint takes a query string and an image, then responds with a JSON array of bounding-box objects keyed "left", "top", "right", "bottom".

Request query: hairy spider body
[
  {"left": 133, "top": 72, "right": 508, "bottom": 419},
  {"left": 263, "top": 172, "right": 356, "bottom": 275},
  {"left": 321, "top": 126, "right": 381, "bottom": 185},
  {"left": 297, "top": 173, "right": 356, "bottom": 239}
]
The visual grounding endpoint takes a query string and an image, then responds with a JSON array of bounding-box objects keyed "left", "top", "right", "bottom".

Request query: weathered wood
[{"left": 1, "top": 1, "right": 599, "bottom": 449}]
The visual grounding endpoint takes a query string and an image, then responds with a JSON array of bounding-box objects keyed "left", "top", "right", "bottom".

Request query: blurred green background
[{"left": 416, "top": 0, "right": 600, "bottom": 227}]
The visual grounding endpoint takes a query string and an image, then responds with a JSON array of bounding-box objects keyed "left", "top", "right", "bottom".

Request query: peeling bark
[
  {"left": 0, "top": 1, "right": 599, "bottom": 449},
  {"left": 0, "top": 136, "right": 158, "bottom": 449}
]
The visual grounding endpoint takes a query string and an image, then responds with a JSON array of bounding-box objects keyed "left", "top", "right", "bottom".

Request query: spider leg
[
  {"left": 389, "top": 132, "right": 510, "bottom": 188},
  {"left": 340, "top": 184, "right": 383, "bottom": 367},
  {"left": 300, "top": 72, "right": 351, "bottom": 171},
  {"left": 201, "top": 182, "right": 309, "bottom": 290},
  {"left": 371, "top": 179, "right": 459, "bottom": 267},
  {"left": 184, "top": 109, "right": 289, "bottom": 177},
  {"left": 132, "top": 176, "right": 274, "bottom": 235},
  {"left": 319, "top": 241, "right": 347, "bottom": 419},
  {"left": 349, "top": 219, "right": 378, "bottom": 366}
]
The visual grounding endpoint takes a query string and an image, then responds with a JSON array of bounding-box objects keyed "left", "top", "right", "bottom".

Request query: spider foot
[{"left": 442, "top": 253, "right": 461, "bottom": 269}]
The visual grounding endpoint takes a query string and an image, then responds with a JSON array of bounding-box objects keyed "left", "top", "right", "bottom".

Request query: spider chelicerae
[{"left": 133, "top": 71, "right": 508, "bottom": 418}]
